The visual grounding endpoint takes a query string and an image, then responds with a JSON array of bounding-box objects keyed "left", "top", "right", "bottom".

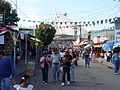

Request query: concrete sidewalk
[{"left": 97, "top": 58, "right": 114, "bottom": 69}]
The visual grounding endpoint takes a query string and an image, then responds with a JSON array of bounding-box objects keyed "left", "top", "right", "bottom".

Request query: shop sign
[
  {"left": 0, "top": 14, "right": 3, "bottom": 24},
  {"left": 35, "top": 42, "right": 39, "bottom": 46},
  {"left": 115, "top": 29, "right": 120, "bottom": 45},
  {"left": 0, "top": 27, "right": 8, "bottom": 32}
]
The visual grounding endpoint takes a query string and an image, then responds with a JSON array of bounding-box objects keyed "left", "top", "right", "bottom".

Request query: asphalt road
[{"left": 15, "top": 59, "right": 120, "bottom": 90}]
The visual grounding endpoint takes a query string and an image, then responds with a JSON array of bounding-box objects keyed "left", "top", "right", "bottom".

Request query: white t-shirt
[
  {"left": 60, "top": 52, "right": 65, "bottom": 58},
  {"left": 13, "top": 84, "right": 33, "bottom": 90}
]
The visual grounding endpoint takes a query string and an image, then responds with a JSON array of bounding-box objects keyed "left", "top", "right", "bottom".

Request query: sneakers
[
  {"left": 67, "top": 81, "right": 70, "bottom": 85},
  {"left": 44, "top": 83, "right": 48, "bottom": 85},
  {"left": 61, "top": 83, "right": 65, "bottom": 86},
  {"left": 115, "top": 73, "right": 119, "bottom": 75},
  {"left": 42, "top": 81, "right": 45, "bottom": 83}
]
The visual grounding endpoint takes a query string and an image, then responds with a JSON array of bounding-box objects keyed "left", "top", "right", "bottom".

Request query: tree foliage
[
  {"left": 0, "top": 0, "right": 20, "bottom": 26},
  {"left": 35, "top": 23, "right": 56, "bottom": 45}
]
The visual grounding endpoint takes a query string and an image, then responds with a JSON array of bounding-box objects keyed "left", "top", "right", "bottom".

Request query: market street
[{"left": 15, "top": 59, "right": 120, "bottom": 90}]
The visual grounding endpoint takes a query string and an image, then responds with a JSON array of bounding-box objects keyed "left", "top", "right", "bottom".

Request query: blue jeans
[
  {"left": 70, "top": 65, "right": 76, "bottom": 82},
  {"left": 1, "top": 77, "right": 12, "bottom": 90},
  {"left": 85, "top": 58, "right": 90, "bottom": 65},
  {"left": 52, "top": 63, "right": 60, "bottom": 81},
  {"left": 114, "top": 61, "right": 119, "bottom": 73}
]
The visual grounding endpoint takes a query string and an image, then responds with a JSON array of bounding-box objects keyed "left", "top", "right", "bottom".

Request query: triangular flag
[
  {"left": 52, "top": 27, "right": 55, "bottom": 29},
  {"left": 56, "top": 22, "right": 59, "bottom": 24},
  {"left": 101, "top": 20, "right": 103, "bottom": 24},
  {"left": 51, "top": 22, "right": 54, "bottom": 24},
  {"left": 40, "top": 27, "right": 43, "bottom": 29},
  {"left": 70, "top": 22, "right": 73, "bottom": 24},
  {"left": 46, "top": 27, "right": 49, "bottom": 29},
  {"left": 109, "top": 18, "right": 112, "bottom": 22},
  {"left": 88, "top": 22, "right": 90, "bottom": 24},
  {"left": 66, "top": 26, "right": 69, "bottom": 28},
  {"left": 97, "top": 21, "right": 99, "bottom": 24},
  {"left": 105, "top": 19, "right": 107, "bottom": 23},
  {"left": 60, "top": 26, "right": 62, "bottom": 29},
  {"left": 75, "top": 22, "right": 77, "bottom": 25},
  {"left": 77, "top": 25, "right": 81, "bottom": 27},
  {"left": 85, "top": 24, "right": 88, "bottom": 27},
  {"left": 60, "top": 22, "right": 63, "bottom": 25},
  {"left": 65, "top": 22, "right": 67, "bottom": 24}
]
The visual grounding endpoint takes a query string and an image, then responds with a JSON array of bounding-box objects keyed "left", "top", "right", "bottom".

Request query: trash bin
[{"left": 26, "top": 62, "right": 35, "bottom": 76}]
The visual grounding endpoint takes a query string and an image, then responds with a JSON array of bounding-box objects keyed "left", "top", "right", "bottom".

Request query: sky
[{"left": 6, "top": 0, "right": 120, "bottom": 31}]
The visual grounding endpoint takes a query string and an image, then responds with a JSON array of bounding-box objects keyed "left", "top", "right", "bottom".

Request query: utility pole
[{"left": 79, "top": 25, "right": 82, "bottom": 43}]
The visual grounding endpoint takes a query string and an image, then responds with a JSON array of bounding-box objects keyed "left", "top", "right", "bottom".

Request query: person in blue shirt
[
  {"left": 83, "top": 49, "right": 91, "bottom": 68},
  {"left": 112, "top": 50, "right": 119, "bottom": 75},
  {"left": 0, "top": 51, "right": 15, "bottom": 90}
]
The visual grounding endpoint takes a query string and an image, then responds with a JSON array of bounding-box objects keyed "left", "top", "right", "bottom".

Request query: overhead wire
[{"left": 8, "top": 0, "right": 30, "bottom": 20}]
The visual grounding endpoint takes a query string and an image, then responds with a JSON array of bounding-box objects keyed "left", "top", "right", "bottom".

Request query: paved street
[{"left": 15, "top": 59, "right": 120, "bottom": 90}]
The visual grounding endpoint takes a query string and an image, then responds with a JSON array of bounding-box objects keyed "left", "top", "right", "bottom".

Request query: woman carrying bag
[{"left": 39, "top": 52, "right": 51, "bottom": 84}]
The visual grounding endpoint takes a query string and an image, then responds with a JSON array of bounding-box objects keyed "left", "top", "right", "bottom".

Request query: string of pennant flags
[
  {"left": 58, "top": 26, "right": 115, "bottom": 37},
  {"left": 22, "top": 17, "right": 119, "bottom": 27},
  {"left": 36, "top": 26, "right": 115, "bottom": 37}
]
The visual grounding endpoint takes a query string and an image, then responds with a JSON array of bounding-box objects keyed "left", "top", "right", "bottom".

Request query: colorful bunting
[{"left": 22, "top": 17, "right": 118, "bottom": 28}]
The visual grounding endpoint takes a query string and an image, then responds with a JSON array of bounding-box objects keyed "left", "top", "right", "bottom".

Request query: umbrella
[{"left": 102, "top": 41, "right": 114, "bottom": 51}]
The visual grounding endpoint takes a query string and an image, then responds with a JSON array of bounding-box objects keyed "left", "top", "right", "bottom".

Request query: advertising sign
[
  {"left": 114, "top": 29, "right": 120, "bottom": 45},
  {"left": 0, "top": 14, "right": 3, "bottom": 24},
  {"left": 0, "top": 35, "right": 4, "bottom": 44}
]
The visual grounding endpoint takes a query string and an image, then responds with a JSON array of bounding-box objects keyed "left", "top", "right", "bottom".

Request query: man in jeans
[
  {"left": 51, "top": 49, "right": 61, "bottom": 82},
  {"left": 0, "top": 51, "right": 15, "bottom": 90},
  {"left": 61, "top": 51, "right": 72, "bottom": 86}
]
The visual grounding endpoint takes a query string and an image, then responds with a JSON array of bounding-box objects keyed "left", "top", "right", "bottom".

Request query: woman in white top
[{"left": 13, "top": 74, "right": 33, "bottom": 90}]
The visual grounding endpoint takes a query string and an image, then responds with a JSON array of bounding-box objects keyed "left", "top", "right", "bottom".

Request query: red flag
[
  {"left": 52, "top": 27, "right": 55, "bottom": 29},
  {"left": 40, "top": 27, "right": 43, "bottom": 29},
  {"left": 66, "top": 26, "right": 69, "bottom": 28},
  {"left": 85, "top": 24, "right": 88, "bottom": 27},
  {"left": 46, "top": 27, "right": 49, "bottom": 29},
  {"left": 77, "top": 25, "right": 81, "bottom": 27},
  {"left": 60, "top": 26, "right": 62, "bottom": 29}
]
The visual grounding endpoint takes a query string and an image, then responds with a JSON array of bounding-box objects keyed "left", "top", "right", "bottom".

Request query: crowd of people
[
  {"left": 1, "top": 45, "right": 120, "bottom": 89},
  {"left": 39, "top": 47, "right": 79, "bottom": 86}
]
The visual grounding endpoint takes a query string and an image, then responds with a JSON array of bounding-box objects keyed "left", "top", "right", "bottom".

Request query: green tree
[
  {"left": 35, "top": 23, "right": 56, "bottom": 45},
  {"left": 0, "top": 0, "right": 20, "bottom": 26}
]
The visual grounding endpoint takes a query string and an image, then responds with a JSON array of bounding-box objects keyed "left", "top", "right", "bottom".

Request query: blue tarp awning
[{"left": 102, "top": 41, "right": 114, "bottom": 51}]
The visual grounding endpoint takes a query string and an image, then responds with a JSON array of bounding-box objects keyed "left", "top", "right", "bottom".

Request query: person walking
[
  {"left": 0, "top": 51, "right": 15, "bottom": 90},
  {"left": 51, "top": 49, "right": 61, "bottom": 82},
  {"left": 61, "top": 51, "right": 72, "bottom": 86},
  {"left": 112, "top": 50, "right": 120, "bottom": 75},
  {"left": 13, "top": 74, "right": 33, "bottom": 90},
  {"left": 82, "top": 49, "right": 91, "bottom": 68},
  {"left": 39, "top": 52, "right": 51, "bottom": 84},
  {"left": 70, "top": 51, "right": 77, "bottom": 83}
]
